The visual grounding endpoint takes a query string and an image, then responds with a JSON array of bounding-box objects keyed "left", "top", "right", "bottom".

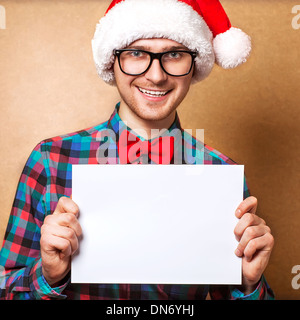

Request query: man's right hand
[{"left": 40, "top": 197, "right": 82, "bottom": 287}]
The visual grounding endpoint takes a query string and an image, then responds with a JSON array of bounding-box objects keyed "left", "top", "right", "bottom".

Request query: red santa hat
[{"left": 92, "top": 0, "right": 252, "bottom": 85}]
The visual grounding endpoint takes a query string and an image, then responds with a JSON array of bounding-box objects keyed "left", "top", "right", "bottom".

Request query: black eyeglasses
[{"left": 114, "top": 49, "right": 197, "bottom": 77}]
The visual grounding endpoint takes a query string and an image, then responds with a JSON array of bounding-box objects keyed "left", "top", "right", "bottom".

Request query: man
[{"left": 0, "top": 0, "right": 274, "bottom": 299}]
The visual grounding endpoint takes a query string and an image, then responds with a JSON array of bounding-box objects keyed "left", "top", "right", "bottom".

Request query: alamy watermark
[
  {"left": 292, "top": 265, "right": 300, "bottom": 290},
  {"left": 96, "top": 123, "right": 205, "bottom": 165},
  {"left": 292, "top": 5, "right": 300, "bottom": 30},
  {"left": 0, "top": 5, "right": 5, "bottom": 29}
]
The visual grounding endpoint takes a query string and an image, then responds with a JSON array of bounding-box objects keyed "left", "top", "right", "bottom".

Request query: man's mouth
[{"left": 137, "top": 87, "right": 170, "bottom": 97}]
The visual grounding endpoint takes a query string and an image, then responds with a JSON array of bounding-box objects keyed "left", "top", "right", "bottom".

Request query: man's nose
[{"left": 144, "top": 59, "right": 168, "bottom": 84}]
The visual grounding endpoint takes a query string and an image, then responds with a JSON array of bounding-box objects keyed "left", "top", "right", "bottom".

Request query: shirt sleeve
[
  {"left": 209, "top": 275, "right": 275, "bottom": 300},
  {"left": 0, "top": 143, "right": 67, "bottom": 300}
]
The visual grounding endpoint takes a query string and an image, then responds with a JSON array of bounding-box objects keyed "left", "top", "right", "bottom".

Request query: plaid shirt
[{"left": 0, "top": 103, "right": 274, "bottom": 300}]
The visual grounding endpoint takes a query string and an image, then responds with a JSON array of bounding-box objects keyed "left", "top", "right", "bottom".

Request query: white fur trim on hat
[{"left": 92, "top": 0, "right": 215, "bottom": 86}]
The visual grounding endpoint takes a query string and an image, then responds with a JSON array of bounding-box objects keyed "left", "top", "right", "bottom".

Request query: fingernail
[
  {"left": 245, "top": 256, "right": 252, "bottom": 262},
  {"left": 235, "top": 249, "right": 242, "bottom": 257},
  {"left": 235, "top": 209, "right": 242, "bottom": 217},
  {"left": 60, "top": 253, "right": 66, "bottom": 259}
]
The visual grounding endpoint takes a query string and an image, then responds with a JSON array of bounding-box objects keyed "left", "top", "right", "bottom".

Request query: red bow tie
[{"left": 118, "top": 130, "right": 174, "bottom": 164}]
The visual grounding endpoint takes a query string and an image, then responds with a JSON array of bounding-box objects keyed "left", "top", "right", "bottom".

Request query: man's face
[{"left": 113, "top": 38, "right": 194, "bottom": 123}]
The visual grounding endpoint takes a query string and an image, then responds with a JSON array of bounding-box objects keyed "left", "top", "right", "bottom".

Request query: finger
[
  {"left": 243, "top": 232, "right": 274, "bottom": 262},
  {"left": 53, "top": 226, "right": 79, "bottom": 255},
  {"left": 235, "top": 224, "right": 271, "bottom": 257},
  {"left": 53, "top": 197, "right": 79, "bottom": 217},
  {"left": 234, "top": 212, "right": 264, "bottom": 241},
  {"left": 45, "top": 212, "right": 82, "bottom": 237},
  {"left": 235, "top": 196, "right": 258, "bottom": 218},
  {"left": 41, "top": 233, "right": 72, "bottom": 258},
  {"left": 42, "top": 224, "right": 79, "bottom": 255}
]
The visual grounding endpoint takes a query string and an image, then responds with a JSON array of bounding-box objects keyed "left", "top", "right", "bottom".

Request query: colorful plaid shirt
[{"left": 0, "top": 103, "right": 274, "bottom": 300}]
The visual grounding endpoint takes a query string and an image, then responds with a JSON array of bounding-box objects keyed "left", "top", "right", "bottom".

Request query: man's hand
[
  {"left": 234, "top": 196, "right": 274, "bottom": 294},
  {"left": 40, "top": 197, "right": 82, "bottom": 287}
]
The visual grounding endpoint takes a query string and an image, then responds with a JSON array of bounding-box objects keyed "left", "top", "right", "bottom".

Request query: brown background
[{"left": 0, "top": 0, "right": 299, "bottom": 300}]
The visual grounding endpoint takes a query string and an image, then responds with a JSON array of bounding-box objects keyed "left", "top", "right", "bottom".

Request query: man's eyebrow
[{"left": 125, "top": 45, "right": 189, "bottom": 51}]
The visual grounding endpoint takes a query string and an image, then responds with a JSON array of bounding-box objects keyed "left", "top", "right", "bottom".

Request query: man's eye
[
  {"left": 167, "top": 52, "right": 181, "bottom": 59},
  {"left": 129, "top": 51, "right": 143, "bottom": 58}
]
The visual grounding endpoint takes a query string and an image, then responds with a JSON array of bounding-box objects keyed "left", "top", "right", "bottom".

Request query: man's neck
[{"left": 118, "top": 101, "right": 176, "bottom": 140}]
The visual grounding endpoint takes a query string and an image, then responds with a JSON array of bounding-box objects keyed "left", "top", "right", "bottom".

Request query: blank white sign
[{"left": 71, "top": 165, "right": 243, "bottom": 285}]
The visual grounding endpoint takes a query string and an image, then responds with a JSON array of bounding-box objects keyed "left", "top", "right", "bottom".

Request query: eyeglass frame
[{"left": 113, "top": 49, "right": 198, "bottom": 77}]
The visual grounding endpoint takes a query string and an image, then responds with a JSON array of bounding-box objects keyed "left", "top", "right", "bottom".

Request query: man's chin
[{"left": 133, "top": 105, "right": 173, "bottom": 123}]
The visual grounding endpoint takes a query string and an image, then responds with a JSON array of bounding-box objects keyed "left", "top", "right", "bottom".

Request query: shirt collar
[{"left": 107, "top": 102, "right": 183, "bottom": 142}]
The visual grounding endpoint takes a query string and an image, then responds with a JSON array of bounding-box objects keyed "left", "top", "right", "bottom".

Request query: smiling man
[{"left": 0, "top": 0, "right": 274, "bottom": 300}]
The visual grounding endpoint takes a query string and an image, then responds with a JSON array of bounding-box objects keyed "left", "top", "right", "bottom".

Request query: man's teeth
[{"left": 138, "top": 87, "right": 168, "bottom": 97}]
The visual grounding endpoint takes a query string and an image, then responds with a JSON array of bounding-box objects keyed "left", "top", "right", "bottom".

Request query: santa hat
[{"left": 92, "top": 0, "right": 252, "bottom": 85}]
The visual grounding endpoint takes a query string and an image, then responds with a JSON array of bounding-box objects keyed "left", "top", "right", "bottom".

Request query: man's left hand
[{"left": 234, "top": 196, "right": 274, "bottom": 294}]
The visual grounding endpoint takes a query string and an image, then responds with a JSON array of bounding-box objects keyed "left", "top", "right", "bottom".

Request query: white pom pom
[{"left": 213, "top": 27, "right": 252, "bottom": 69}]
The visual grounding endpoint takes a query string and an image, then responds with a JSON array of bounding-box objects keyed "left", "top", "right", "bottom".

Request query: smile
[{"left": 138, "top": 87, "right": 169, "bottom": 97}]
